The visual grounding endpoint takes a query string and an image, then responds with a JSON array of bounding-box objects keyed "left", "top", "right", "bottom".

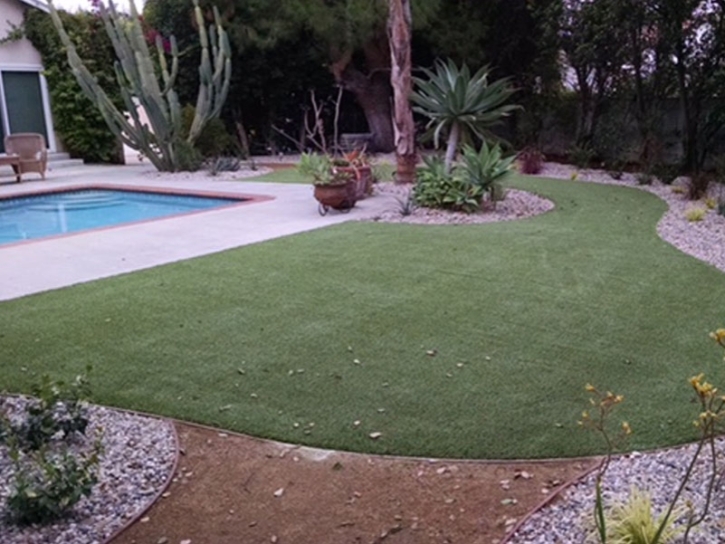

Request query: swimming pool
[{"left": 0, "top": 188, "right": 246, "bottom": 245}]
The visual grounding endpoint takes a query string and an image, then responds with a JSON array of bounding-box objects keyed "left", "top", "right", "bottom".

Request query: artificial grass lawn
[
  {"left": 246, "top": 167, "right": 308, "bottom": 183},
  {"left": 2, "top": 176, "right": 725, "bottom": 459}
]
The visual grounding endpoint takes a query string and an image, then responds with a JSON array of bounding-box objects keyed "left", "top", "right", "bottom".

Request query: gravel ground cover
[
  {"left": 508, "top": 439, "right": 725, "bottom": 544},
  {"left": 0, "top": 397, "right": 177, "bottom": 544}
]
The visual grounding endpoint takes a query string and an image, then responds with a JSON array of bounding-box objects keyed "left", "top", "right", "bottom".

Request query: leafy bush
[
  {"left": 414, "top": 157, "right": 483, "bottom": 213},
  {"left": 650, "top": 164, "right": 679, "bottom": 185},
  {"left": 25, "top": 10, "right": 123, "bottom": 163},
  {"left": 2, "top": 371, "right": 91, "bottom": 451},
  {"left": 181, "top": 105, "right": 236, "bottom": 160},
  {"left": 570, "top": 144, "right": 595, "bottom": 169},
  {"left": 1, "top": 367, "right": 101, "bottom": 526},
  {"left": 7, "top": 444, "right": 101, "bottom": 525},
  {"left": 413, "top": 145, "right": 514, "bottom": 213}
]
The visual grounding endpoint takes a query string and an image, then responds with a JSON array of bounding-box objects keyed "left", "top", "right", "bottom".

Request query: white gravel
[
  {"left": 0, "top": 397, "right": 177, "bottom": 544},
  {"left": 509, "top": 440, "right": 725, "bottom": 544},
  {"left": 369, "top": 182, "right": 555, "bottom": 224}
]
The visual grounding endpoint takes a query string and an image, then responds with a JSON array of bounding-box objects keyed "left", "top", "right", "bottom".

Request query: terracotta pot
[
  {"left": 313, "top": 181, "right": 357, "bottom": 211},
  {"left": 333, "top": 165, "right": 373, "bottom": 199}
]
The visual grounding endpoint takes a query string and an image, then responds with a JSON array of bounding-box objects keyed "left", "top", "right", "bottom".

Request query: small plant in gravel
[
  {"left": 684, "top": 208, "right": 706, "bottom": 222},
  {"left": 1, "top": 366, "right": 103, "bottom": 526},
  {"left": 704, "top": 197, "right": 717, "bottom": 210},
  {"left": 581, "top": 329, "right": 725, "bottom": 544},
  {"left": 6, "top": 437, "right": 102, "bottom": 525},
  {"left": 1, "top": 368, "right": 92, "bottom": 451},
  {"left": 393, "top": 188, "right": 416, "bottom": 217}
]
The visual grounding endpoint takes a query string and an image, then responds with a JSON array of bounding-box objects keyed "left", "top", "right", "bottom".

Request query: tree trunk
[
  {"left": 388, "top": 0, "right": 416, "bottom": 184},
  {"left": 330, "top": 37, "right": 395, "bottom": 153},
  {"left": 444, "top": 123, "right": 460, "bottom": 174}
]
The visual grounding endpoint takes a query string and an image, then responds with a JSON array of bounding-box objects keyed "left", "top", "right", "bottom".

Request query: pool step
[{"left": 47, "top": 152, "right": 84, "bottom": 170}]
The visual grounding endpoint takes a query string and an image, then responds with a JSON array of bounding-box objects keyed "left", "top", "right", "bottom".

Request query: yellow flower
[
  {"left": 709, "top": 329, "right": 725, "bottom": 343},
  {"left": 621, "top": 421, "right": 632, "bottom": 435},
  {"left": 585, "top": 383, "right": 596, "bottom": 392}
]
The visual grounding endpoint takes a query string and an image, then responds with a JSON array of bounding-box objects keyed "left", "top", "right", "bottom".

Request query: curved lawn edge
[{"left": 1, "top": 176, "right": 724, "bottom": 460}]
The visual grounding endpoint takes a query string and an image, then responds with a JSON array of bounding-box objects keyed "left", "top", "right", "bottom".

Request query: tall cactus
[{"left": 47, "top": 0, "right": 231, "bottom": 172}]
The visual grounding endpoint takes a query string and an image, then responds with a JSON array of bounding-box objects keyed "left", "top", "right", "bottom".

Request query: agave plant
[
  {"left": 460, "top": 142, "right": 515, "bottom": 202},
  {"left": 411, "top": 58, "right": 519, "bottom": 173}
]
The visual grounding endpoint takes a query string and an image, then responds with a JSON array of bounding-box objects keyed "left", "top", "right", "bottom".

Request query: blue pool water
[{"left": 0, "top": 189, "right": 243, "bottom": 245}]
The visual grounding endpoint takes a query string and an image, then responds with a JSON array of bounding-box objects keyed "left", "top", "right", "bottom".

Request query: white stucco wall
[{"left": 0, "top": 0, "right": 43, "bottom": 66}]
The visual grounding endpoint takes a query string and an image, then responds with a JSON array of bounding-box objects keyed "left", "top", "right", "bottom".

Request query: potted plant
[
  {"left": 298, "top": 153, "right": 357, "bottom": 215},
  {"left": 331, "top": 148, "right": 373, "bottom": 199}
]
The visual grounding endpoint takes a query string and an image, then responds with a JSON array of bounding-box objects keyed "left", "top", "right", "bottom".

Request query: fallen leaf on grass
[{"left": 369, "top": 432, "right": 382, "bottom": 439}]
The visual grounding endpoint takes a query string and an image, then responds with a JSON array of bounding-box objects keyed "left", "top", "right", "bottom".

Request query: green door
[{"left": 2, "top": 71, "right": 48, "bottom": 144}]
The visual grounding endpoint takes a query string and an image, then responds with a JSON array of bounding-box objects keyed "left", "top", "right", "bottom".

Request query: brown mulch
[{"left": 111, "top": 423, "right": 596, "bottom": 544}]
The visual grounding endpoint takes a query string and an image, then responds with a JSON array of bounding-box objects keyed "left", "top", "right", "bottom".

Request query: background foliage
[{"left": 25, "top": 9, "right": 123, "bottom": 163}]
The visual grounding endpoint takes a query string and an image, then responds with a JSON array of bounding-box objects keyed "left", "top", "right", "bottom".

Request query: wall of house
[
  {"left": 0, "top": 0, "right": 58, "bottom": 153},
  {"left": 0, "top": 0, "right": 43, "bottom": 66}
]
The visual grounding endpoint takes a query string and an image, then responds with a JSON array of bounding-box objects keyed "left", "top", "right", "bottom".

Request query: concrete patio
[{"left": 0, "top": 163, "right": 396, "bottom": 301}]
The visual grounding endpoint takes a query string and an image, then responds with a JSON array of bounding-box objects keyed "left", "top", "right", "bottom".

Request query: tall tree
[{"left": 388, "top": 0, "right": 416, "bottom": 183}]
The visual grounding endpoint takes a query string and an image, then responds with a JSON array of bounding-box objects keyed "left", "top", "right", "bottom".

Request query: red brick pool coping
[{"left": 0, "top": 183, "right": 274, "bottom": 249}]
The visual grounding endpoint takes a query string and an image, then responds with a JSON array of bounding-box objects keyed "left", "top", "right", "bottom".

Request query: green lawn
[
  {"left": 2, "top": 176, "right": 725, "bottom": 459},
  {"left": 247, "top": 167, "right": 308, "bottom": 183}
]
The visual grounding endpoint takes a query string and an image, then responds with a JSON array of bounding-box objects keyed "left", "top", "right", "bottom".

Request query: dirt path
[{"left": 112, "top": 423, "right": 595, "bottom": 544}]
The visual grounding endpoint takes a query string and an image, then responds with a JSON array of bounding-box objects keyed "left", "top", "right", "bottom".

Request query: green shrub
[
  {"left": 650, "top": 164, "right": 679, "bottom": 185},
  {"left": 7, "top": 444, "right": 102, "bottom": 525},
  {"left": 414, "top": 155, "right": 483, "bottom": 213},
  {"left": 181, "top": 105, "right": 236, "bottom": 159},
  {"left": 1, "top": 370, "right": 91, "bottom": 451},
  {"left": 570, "top": 144, "right": 595, "bottom": 169},
  {"left": 460, "top": 142, "right": 515, "bottom": 202},
  {"left": 1, "top": 367, "right": 101, "bottom": 526},
  {"left": 25, "top": 10, "right": 123, "bottom": 163},
  {"left": 414, "top": 145, "right": 514, "bottom": 214}
]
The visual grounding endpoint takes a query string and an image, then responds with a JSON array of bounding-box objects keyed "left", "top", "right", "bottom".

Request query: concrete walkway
[{"left": 0, "top": 163, "right": 396, "bottom": 301}]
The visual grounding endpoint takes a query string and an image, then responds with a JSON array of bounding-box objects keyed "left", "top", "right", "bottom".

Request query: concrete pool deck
[{"left": 0, "top": 163, "right": 397, "bottom": 301}]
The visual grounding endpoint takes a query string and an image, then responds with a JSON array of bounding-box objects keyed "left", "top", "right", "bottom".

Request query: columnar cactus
[{"left": 48, "top": 0, "right": 231, "bottom": 172}]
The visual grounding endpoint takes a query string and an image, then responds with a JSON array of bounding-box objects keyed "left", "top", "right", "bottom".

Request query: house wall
[
  {"left": 0, "top": 0, "right": 43, "bottom": 66},
  {"left": 0, "top": 0, "right": 57, "bottom": 152}
]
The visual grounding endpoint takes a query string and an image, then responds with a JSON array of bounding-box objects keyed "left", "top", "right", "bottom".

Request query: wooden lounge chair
[{"left": 3, "top": 133, "right": 48, "bottom": 182}]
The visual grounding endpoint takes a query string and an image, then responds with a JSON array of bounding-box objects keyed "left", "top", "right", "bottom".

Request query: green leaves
[{"left": 411, "top": 58, "right": 519, "bottom": 151}]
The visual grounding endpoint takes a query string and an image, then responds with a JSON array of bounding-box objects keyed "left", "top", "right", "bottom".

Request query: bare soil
[{"left": 112, "top": 423, "right": 596, "bottom": 544}]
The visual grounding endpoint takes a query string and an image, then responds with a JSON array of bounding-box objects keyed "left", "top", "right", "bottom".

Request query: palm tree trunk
[
  {"left": 444, "top": 123, "right": 460, "bottom": 174},
  {"left": 388, "top": 0, "right": 416, "bottom": 184}
]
